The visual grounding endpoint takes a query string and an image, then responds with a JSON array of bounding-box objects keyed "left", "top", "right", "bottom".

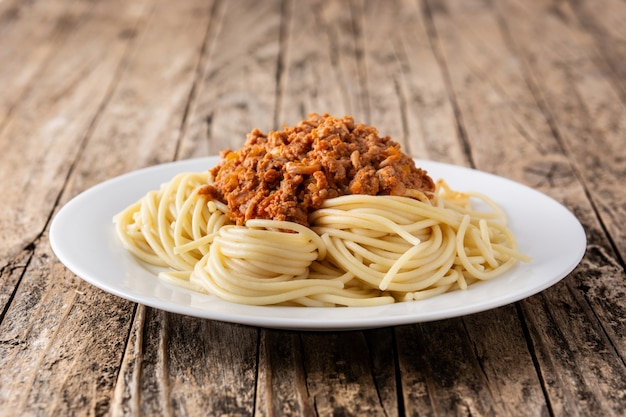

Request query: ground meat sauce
[{"left": 200, "top": 113, "right": 436, "bottom": 227}]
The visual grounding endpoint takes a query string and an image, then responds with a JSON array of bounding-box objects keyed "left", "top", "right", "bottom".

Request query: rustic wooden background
[{"left": 1, "top": 0, "right": 625, "bottom": 415}]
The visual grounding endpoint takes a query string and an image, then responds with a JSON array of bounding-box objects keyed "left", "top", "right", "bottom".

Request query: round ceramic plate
[{"left": 50, "top": 157, "right": 586, "bottom": 330}]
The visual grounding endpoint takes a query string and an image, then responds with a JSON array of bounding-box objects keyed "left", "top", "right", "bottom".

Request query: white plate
[{"left": 50, "top": 157, "right": 586, "bottom": 330}]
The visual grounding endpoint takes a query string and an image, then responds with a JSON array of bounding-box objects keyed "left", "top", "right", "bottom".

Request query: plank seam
[
  {"left": 420, "top": 0, "right": 476, "bottom": 168},
  {"left": 173, "top": 0, "right": 225, "bottom": 162}
]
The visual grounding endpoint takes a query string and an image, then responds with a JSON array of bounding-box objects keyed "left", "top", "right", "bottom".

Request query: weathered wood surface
[{"left": 0, "top": 0, "right": 625, "bottom": 415}]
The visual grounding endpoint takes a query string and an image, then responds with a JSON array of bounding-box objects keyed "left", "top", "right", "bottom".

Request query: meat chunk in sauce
[{"left": 200, "top": 113, "right": 435, "bottom": 227}]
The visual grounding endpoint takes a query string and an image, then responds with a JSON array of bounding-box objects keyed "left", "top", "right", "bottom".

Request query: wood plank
[
  {"left": 490, "top": 1, "right": 626, "bottom": 414},
  {"left": 398, "top": 310, "right": 547, "bottom": 416},
  {"left": 177, "top": 0, "right": 283, "bottom": 158},
  {"left": 0, "top": 0, "right": 149, "bottom": 348},
  {"left": 0, "top": 0, "right": 148, "bottom": 270},
  {"left": 114, "top": 309, "right": 261, "bottom": 417},
  {"left": 111, "top": 305, "right": 158, "bottom": 416},
  {"left": 274, "top": 0, "right": 350, "bottom": 125},
  {"left": 425, "top": 0, "right": 564, "bottom": 181},
  {"left": 0, "top": 235, "right": 136, "bottom": 416},
  {"left": 498, "top": 0, "right": 626, "bottom": 353},
  {"left": 0, "top": 0, "right": 208, "bottom": 415},
  {"left": 567, "top": 0, "right": 626, "bottom": 104},
  {"left": 498, "top": 0, "right": 626, "bottom": 260},
  {"left": 66, "top": 0, "right": 216, "bottom": 188},
  {"left": 522, "top": 283, "right": 626, "bottom": 417},
  {"left": 308, "top": 0, "right": 369, "bottom": 123},
  {"left": 54, "top": 0, "right": 229, "bottom": 415},
  {"left": 396, "top": 309, "right": 546, "bottom": 416},
  {"left": 0, "top": 0, "right": 92, "bottom": 123},
  {"left": 462, "top": 308, "right": 549, "bottom": 415},
  {"left": 425, "top": 0, "right": 626, "bottom": 415},
  {"left": 360, "top": 0, "right": 465, "bottom": 164},
  {"left": 255, "top": 330, "right": 316, "bottom": 417},
  {"left": 301, "top": 331, "right": 395, "bottom": 416},
  {"left": 166, "top": 317, "right": 259, "bottom": 416},
  {"left": 397, "top": 318, "right": 501, "bottom": 416},
  {"left": 363, "top": 328, "right": 400, "bottom": 417},
  {"left": 396, "top": 306, "right": 547, "bottom": 415}
]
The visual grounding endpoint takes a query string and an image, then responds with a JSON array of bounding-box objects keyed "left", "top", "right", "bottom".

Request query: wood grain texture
[
  {"left": 275, "top": 0, "right": 350, "bottom": 125},
  {"left": 493, "top": 1, "right": 626, "bottom": 407},
  {"left": 0, "top": 0, "right": 148, "bottom": 268},
  {"left": 1, "top": 0, "right": 625, "bottom": 416},
  {"left": 300, "top": 332, "right": 394, "bottom": 416},
  {"left": 177, "top": 0, "right": 283, "bottom": 159},
  {"left": 255, "top": 331, "right": 316, "bottom": 417},
  {"left": 426, "top": 2, "right": 626, "bottom": 415},
  {"left": 499, "top": 0, "right": 626, "bottom": 256}
]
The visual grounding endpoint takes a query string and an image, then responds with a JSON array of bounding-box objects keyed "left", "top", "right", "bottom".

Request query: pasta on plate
[{"left": 114, "top": 114, "right": 529, "bottom": 307}]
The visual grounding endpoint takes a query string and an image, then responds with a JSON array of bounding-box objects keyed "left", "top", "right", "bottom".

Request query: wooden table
[{"left": 1, "top": 0, "right": 625, "bottom": 415}]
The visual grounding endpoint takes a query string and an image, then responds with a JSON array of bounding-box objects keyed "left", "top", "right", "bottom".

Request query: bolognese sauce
[{"left": 200, "top": 113, "right": 435, "bottom": 227}]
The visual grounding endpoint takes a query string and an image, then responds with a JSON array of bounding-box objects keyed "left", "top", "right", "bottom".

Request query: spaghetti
[
  {"left": 113, "top": 173, "right": 529, "bottom": 307},
  {"left": 114, "top": 114, "right": 528, "bottom": 307}
]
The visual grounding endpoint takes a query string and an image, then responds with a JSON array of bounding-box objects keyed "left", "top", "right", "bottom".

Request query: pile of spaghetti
[{"left": 114, "top": 114, "right": 528, "bottom": 307}]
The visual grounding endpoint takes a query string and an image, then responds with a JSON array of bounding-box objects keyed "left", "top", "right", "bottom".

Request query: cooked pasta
[
  {"left": 113, "top": 172, "right": 529, "bottom": 307},
  {"left": 114, "top": 114, "right": 529, "bottom": 307}
]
